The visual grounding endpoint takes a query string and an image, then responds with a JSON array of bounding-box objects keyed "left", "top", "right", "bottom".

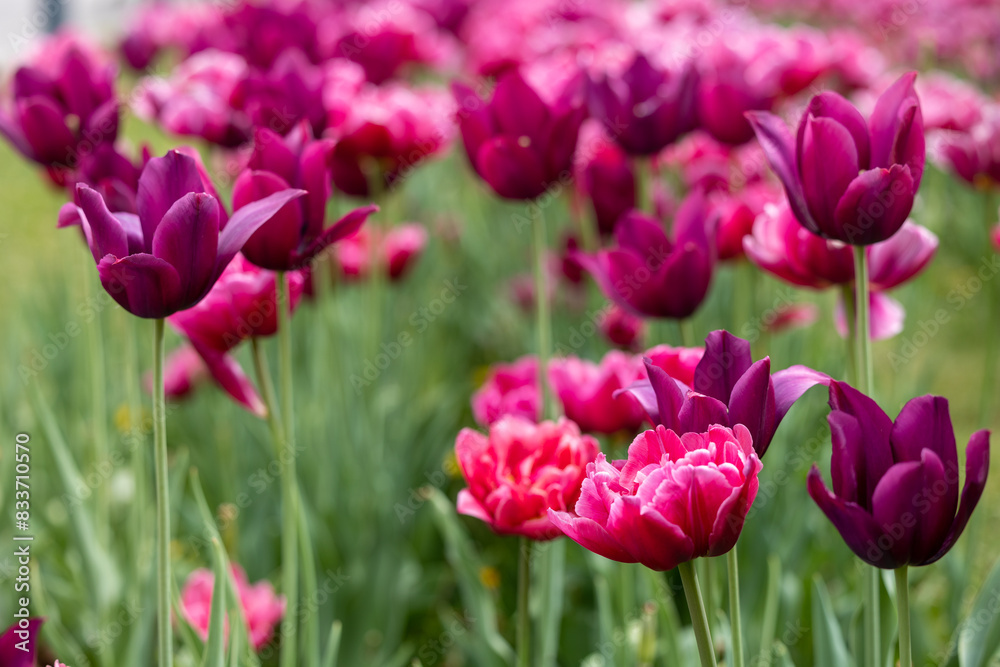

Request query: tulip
[
  {"left": 576, "top": 120, "right": 636, "bottom": 235},
  {"left": 548, "top": 423, "right": 761, "bottom": 570},
  {"left": 600, "top": 303, "right": 645, "bottom": 350},
  {"left": 67, "top": 149, "right": 304, "bottom": 319},
  {"left": 807, "top": 381, "right": 990, "bottom": 568},
  {"left": 748, "top": 72, "right": 925, "bottom": 245},
  {"left": 620, "top": 330, "right": 827, "bottom": 457},
  {"left": 548, "top": 351, "right": 647, "bottom": 434},
  {"left": 155, "top": 344, "right": 209, "bottom": 400},
  {"left": 230, "top": 49, "right": 327, "bottom": 137},
  {"left": 455, "top": 416, "right": 600, "bottom": 540},
  {"left": 711, "top": 183, "right": 781, "bottom": 261},
  {"left": 0, "top": 34, "right": 119, "bottom": 173},
  {"left": 932, "top": 107, "right": 1000, "bottom": 188},
  {"left": 233, "top": 123, "right": 378, "bottom": 271},
  {"left": 454, "top": 61, "right": 586, "bottom": 200},
  {"left": 644, "top": 343, "right": 705, "bottom": 387},
  {"left": 331, "top": 223, "right": 428, "bottom": 281},
  {"left": 575, "top": 189, "right": 717, "bottom": 320},
  {"left": 0, "top": 618, "right": 42, "bottom": 667},
  {"left": 221, "top": 2, "right": 321, "bottom": 69},
  {"left": 763, "top": 302, "right": 819, "bottom": 335},
  {"left": 180, "top": 565, "right": 286, "bottom": 650},
  {"left": 472, "top": 356, "right": 541, "bottom": 426},
  {"left": 168, "top": 255, "right": 306, "bottom": 415},
  {"left": 587, "top": 52, "right": 699, "bottom": 156},
  {"left": 697, "top": 46, "right": 774, "bottom": 146}
]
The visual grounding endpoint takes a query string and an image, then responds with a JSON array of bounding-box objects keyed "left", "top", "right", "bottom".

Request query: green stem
[
  {"left": 895, "top": 567, "right": 911, "bottom": 667},
  {"left": 634, "top": 158, "right": 654, "bottom": 214},
  {"left": 841, "top": 284, "right": 858, "bottom": 385},
  {"left": 678, "top": 560, "right": 718, "bottom": 667},
  {"left": 853, "top": 245, "right": 879, "bottom": 667},
  {"left": 277, "top": 272, "right": 300, "bottom": 667},
  {"left": 517, "top": 538, "right": 532, "bottom": 667},
  {"left": 84, "top": 265, "right": 109, "bottom": 540},
  {"left": 679, "top": 318, "right": 694, "bottom": 348},
  {"left": 532, "top": 208, "right": 554, "bottom": 420},
  {"left": 979, "top": 191, "right": 998, "bottom": 428},
  {"left": 298, "top": 487, "right": 320, "bottom": 667},
  {"left": 728, "top": 549, "right": 745, "bottom": 667},
  {"left": 152, "top": 318, "right": 173, "bottom": 667}
]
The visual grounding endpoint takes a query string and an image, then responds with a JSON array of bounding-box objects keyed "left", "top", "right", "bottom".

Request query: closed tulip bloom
[
  {"left": 576, "top": 189, "right": 717, "bottom": 319},
  {"left": 587, "top": 52, "right": 699, "bottom": 156},
  {"left": 600, "top": 303, "right": 645, "bottom": 350},
  {"left": 549, "top": 351, "right": 647, "bottom": 434},
  {"left": 454, "top": 60, "right": 586, "bottom": 200},
  {"left": 697, "top": 47, "right": 774, "bottom": 146},
  {"left": 68, "top": 149, "right": 304, "bottom": 319},
  {"left": 168, "top": 255, "right": 305, "bottom": 415},
  {"left": 0, "top": 34, "right": 118, "bottom": 171},
  {"left": 808, "top": 381, "right": 990, "bottom": 568},
  {"left": 455, "top": 417, "right": 600, "bottom": 540},
  {"left": 576, "top": 120, "right": 636, "bottom": 235},
  {"left": 548, "top": 424, "right": 761, "bottom": 570},
  {"left": 233, "top": 123, "right": 378, "bottom": 271},
  {"left": 932, "top": 107, "right": 1000, "bottom": 187},
  {"left": 620, "top": 330, "right": 827, "bottom": 457},
  {"left": 748, "top": 72, "right": 925, "bottom": 245}
]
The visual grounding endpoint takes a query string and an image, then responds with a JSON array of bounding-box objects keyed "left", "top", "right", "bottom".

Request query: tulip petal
[
  {"left": 190, "top": 339, "right": 266, "bottom": 417},
  {"left": 833, "top": 165, "right": 915, "bottom": 245},
  {"left": 692, "top": 330, "right": 752, "bottom": 404},
  {"left": 746, "top": 111, "right": 818, "bottom": 234},
  {"left": 492, "top": 70, "right": 548, "bottom": 144},
  {"left": 218, "top": 188, "right": 307, "bottom": 272},
  {"left": 115, "top": 213, "right": 146, "bottom": 255},
  {"left": 611, "top": 495, "right": 694, "bottom": 570},
  {"left": 299, "top": 138, "right": 334, "bottom": 240},
  {"left": 868, "top": 221, "right": 937, "bottom": 290},
  {"left": 98, "top": 252, "right": 183, "bottom": 318},
  {"left": 800, "top": 92, "right": 871, "bottom": 169},
  {"left": 655, "top": 242, "right": 714, "bottom": 319},
  {"left": 293, "top": 204, "right": 378, "bottom": 267},
  {"left": 677, "top": 393, "right": 730, "bottom": 435},
  {"left": 82, "top": 98, "right": 120, "bottom": 147},
  {"left": 137, "top": 150, "right": 209, "bottom": 251},
  {"left": 727, "top": 358, "right": 776, "bottom": 456},
  {"left": 18, "top": 96, "right": 76, "bottom": 164},
  {"left": 828, "top": 381, "right": 894, "bottom": 505},
  {"left": 0, "top": 108, "right": 34, "bottom": 159},
  {"left": 477, "top": 135, "right": 548, "bottom": 200},
  {"left": 152, "top": 192, "right": 221, "bottom": 303},
  {"left": 807, "top": 465, "right": 899, "bottom": 568},
  {"left": 891, "top": 395, "right": 958, "bottom": 471},
  {"left": 800, "top": 116, "right": 860, "bottom": 237},
  {"left": 547, "top": 509, "right": 638, "bottom": 563},
  {"left": 772, "top": 365, "right": 829, "bottom": 424},
  {"left": 456, "top": 488, "right": 494, "bottom": 525},
  {"left": 870, "top": 459, "right": 925, "bottom": 564},
  {"left": 924, "top": 429, "right": 989, "bottom": 564},
  {"left": 0, "top": 617, "right": 41, "bottom": 667},
  {"left": 614, "top": 210, "right": 670, "bottom": 256},
  {"left": 452, "top": 81, "right": 494, "bottom": 175},
  {"left": 76, "top": 185, "right": 128, "bottom": 263},
  {"left": 233, "top": 170, "right": 304, "bottom": 271},
  {"left": 250, "top": 127, "right": 300, "bottom": 184},
  {"left": 828, "top": 411, "right": 863, "bottom": 504},
  {"left": 646, "top": 358, "right": 687, "bottom": 429},
  {"left": 869, "top": 71, "right": 925, "bottom": 187}
]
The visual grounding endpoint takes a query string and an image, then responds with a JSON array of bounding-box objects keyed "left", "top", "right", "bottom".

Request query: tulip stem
[
  {"left": 152, "top": 318, "right": 173, "bottom": 667},
  {"left": 532, "top": 206, "right": 555, "bottom": 419},
  {"left": 840, "top": 284, "right": 858, "bottom": 385},
  {"left": 895, "top": 567, "right": 912, "bottom": 667},
  {"left": 277, "top": 272, "right": 301, "bottom": 667},
  {"left": 853, "top": 245, "right": 879, "bottom": 667},
  {"left": 727, "top": 549, "right": 745, "bottom": 667},
  {"left": 679, "top": 318, "right": 694, "bottom": 348},
  {"left": 979, "top": 191, "right": 999, "bottom": 428},
  {"left": 517, "top": 538, "right": 532, "bottom": 667},
  {"left": 634, "top": 158, "right": 654, "bottom": 214},
  {"left": 83, "top": 264, "right": 109, "bottom": 541},
  {"left": 679, "top": 560, "right": 717, "bottom": 667}
]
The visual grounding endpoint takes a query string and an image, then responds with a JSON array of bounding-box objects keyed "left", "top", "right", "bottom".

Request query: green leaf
[
  {"left": 958, "top": 554, "right": 1000, "bottom": 667},
  {"left": 811, "top": 575, "right": 854, "bottom": 667},
  {"left": 321, "top": 621, "right": 343, "bottom": 667},
  {"left": 203, "top": 538, "right": 227, "bottom": 667}
]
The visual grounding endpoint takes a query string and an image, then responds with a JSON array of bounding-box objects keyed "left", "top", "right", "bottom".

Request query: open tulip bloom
[
  {"left": 747, "top": 72, "right": 925, "bottom": 246},
  {"left": 808, "top": 381, "right": 989, "bottom": 569}
]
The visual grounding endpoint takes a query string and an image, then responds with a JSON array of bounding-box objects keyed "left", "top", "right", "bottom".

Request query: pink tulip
[
  {"left": 455, "top": 416, "right": 600, "bottom": 540},
  {"left": 332, "top": 223, "right": 428, "bottom": 282},
  {"left": 180, "top": 565, "right": 286, "bottom": 651},
  {"left": 548, "top": 424, "right": 761, "bottom": 569},
  {"left": 644, "top": 344, "right": 705, "bottom": 387},
  {"left": 472, "top": 357, "right": 541, "bottom": 426},
  {"left": 160, "top": 345, "right": 209, "bottom": 400},
  {"left": 763, "top": 303, "right": 819, "bottom": 335},
  {"left": 549, "top": 352, "right": 647, "bottom": 434}
]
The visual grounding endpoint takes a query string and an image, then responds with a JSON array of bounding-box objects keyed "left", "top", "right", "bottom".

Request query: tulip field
[{"left": 3, "top": 1, "right": 1000, "bottom": 666}]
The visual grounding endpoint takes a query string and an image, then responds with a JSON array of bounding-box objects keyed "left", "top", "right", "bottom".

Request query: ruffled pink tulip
[
  {"left": 549, "top": 352, "right": 647, "bottom": 434},
  {"left": 455, "top": 416, "right": 600, "bottom": 540},
  {"left": 548, "top": 424, "right": 761, "bottom": 569},
  {"left": 472, "top": 357, "right": 540, "bottom": 426},
  {"left": 180, "top": 565, "right": 286, "bottom": 651}
]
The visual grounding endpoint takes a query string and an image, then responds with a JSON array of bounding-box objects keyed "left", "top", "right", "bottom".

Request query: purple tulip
[
  {"left": 748, "top": 72, "right": 925, "bottom": 245},
  {"left": 0, "top": 35, "right": 119, "bottom": 172},
  {"left": 618, "top": 330, "right": 828, "bottom": 457},
  {"left": 232, "top": 123, "right": 378, "bottom": 271},
  {"left": 697, "top": 48, "right": 774, "bottom": 146},
  {"left": 576, "top": 120, "right": 636, "bottom": 235},
  {"left": 453, "top": 62, "right": 586, "bottom": 200},
  {"left": 808, "top": 381, "right": 989, "bottom": 568},
  {"left": 0, "top": 618, "right": 42, "bottom": 667},
  {"left": 587, "top": 52, "right": 698, "bottom": 156},
  {"left": 68, "top": 149, "right": 304, "bottom": 319},
  {"left": 575, "top": 190, "right": 717, "bottom": 320},
  {"left": 230, "top": 49, "right": 327, "bottom": 137}
]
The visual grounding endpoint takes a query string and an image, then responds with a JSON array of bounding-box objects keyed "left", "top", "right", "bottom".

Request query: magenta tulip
[
  {"left": 0, "top": 618, "right": 42, "bottom": 667},
  {"left": 455, "top": 416, "right": 600, "bottom": 540},
  {"left": 748, "top": 72, "right": 925, "bottom": 245},
  {"left": 808, "top": 381, "right": 990, "bottom": 568},
  {"left": 549, "top": 351, "right": 647, "bottom": 435},
  {"left": 472, "top": 356, "right": 541, "bottom": 426},
  {"left": 233, "top": 123, "right": 378, "bottom": 271},
  {"left": 67, "top": 149, "right": 303, "bottom": 319},
  {"left": 575, "top": 190, "right": 717, "bottom": 320},
  {"left": 548, "top": 424, "right": 761, "bottom": 570},
  {"left": 600, "top": 303, "right": 645, "bottom": 351},
  {"left": 576, "top": 121, "right": 636, "bottom": 235}
]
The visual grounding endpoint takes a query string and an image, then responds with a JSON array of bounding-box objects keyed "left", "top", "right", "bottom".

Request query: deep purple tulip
[
  {"left": 587, "top": 52, "right": 698, "bottom": 156},
  {"left": 618, "top": 330, "right": 827, "bottom": 457},
  {"left": 0, "top": 35, "right": 119, "bottom": 171},
  {"left": 576, "top": 120, "right": 636, "bottom": 235},
  {"left": 808, "top": 381, "right": 989, "bottom": 568},
  {"left": 453, "top": 62, "right": 586, "bottom": 200},
  {"left": 748, "top": 72, "right": 925, "bottom": 245},
  {"left": 68, "top": 149, "right": 304, "bottom": 319},
  {"left": 0, "top": 618, "right": 42, "bottom": 667},
  {"left": 697, "top": 49, "right": 773, "bottom": 146},
  {"left": 230, "top": 49, "right": 327, "bottom": 137},
  {"left": 575, "top": 190, "right": 717, "bottom": 320},
  {"left": 232, "top": 123, "right": 378, "bottom": 271}
]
